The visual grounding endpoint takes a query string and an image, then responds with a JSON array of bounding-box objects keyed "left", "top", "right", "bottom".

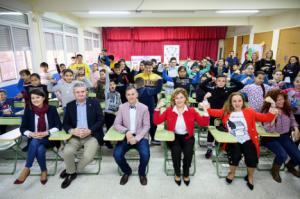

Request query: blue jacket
[
  {"left": 231, "top": 73, "right": 269, "bottom": 85},
  {"left": 63, "top": 98, "right": 104, "bottom": 144},
  {"left": 137, "top": 79, "right": 163, "bottom": 113}
]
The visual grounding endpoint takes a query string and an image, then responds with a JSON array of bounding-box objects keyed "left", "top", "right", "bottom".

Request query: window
[
  {"left": 0, "top": 8, "right": 32, "bottom": 83},
  {"left": 44, "top": 32, "right": 64, "bottom": 71},
  {"left": 0, "top": 25, "right": 16, "bottom": 82},
  {"left": 42, "top": 18, "right": 79, "bottom": 68},
  {"left": 66, "top": 35, "right": 78, "bottom": 65},
  {"left": 12, "top": 27, "right": 32, "bottom": 72},
  {"left": 0, "top": 7, "right": 28, "bottom": 24},
  {"left": 84, "top": 30, "right": 100, "bottom": 64}
]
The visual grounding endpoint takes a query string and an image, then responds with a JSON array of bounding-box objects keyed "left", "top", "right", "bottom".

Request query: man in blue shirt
[{"left": 60, "top": 82, "right": 103, "bottom": 189}]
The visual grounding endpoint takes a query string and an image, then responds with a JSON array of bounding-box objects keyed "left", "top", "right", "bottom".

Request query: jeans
[
  {"left": 262, "top": 133, "right": 300, "bottom": 166},
  {"left": 25, "top": 138, "right": 53, "bottom": 171},
  {"left": 113, "top": 138, "right": 150, "bottom": 176}
]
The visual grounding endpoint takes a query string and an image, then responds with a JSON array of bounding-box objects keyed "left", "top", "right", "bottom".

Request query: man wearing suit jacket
[
  {"left": 60, "top": 82, "right": 103, "bottom": 189},
  {"left": 113, "top": 86, "right": 150, "bottom": 186}
]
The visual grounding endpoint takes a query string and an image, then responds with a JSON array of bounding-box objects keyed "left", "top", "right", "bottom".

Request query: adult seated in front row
[
  {"left": 60, "top": 82, "right": 103, "bottom": 189},
  {"left": 205, "top": 92, "right": 278, "bottom": 190},
  {"left": 261, "top": 89, "right": 300, "bottom": 182},
  {"left": 154, "top": 88, "right": 209, "bottom": 186},
  {"left": 14, "top": 89, "right": 62, "bottom": 185},
  {"left": 113, "top": 86, "right": 150, "bottom": 186}
]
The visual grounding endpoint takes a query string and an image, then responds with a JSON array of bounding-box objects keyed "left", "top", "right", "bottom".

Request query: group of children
[{"left": 1, "top": 50, "right": 300, "bottom": 184}]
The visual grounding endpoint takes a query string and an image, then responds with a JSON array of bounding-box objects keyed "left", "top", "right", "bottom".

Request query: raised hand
[
  {"left": 198, "top": 100, "right": 210, "bottom": 110},
  {"left": 156, "top": 99, "right": 165, "bottom": 109},
  {"left": 265, "top": 96, "right": 276, "bottom": 107},
  {"left": 269, "top": 107, "right": 279, "bottom": 115},
  {"left": 203, "top": 92, "right": 212, "bottom": 100}
]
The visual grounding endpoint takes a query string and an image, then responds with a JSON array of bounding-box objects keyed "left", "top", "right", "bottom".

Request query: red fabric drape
[{"left": 102, "top": 27, "right": 227, "bottom": 61}]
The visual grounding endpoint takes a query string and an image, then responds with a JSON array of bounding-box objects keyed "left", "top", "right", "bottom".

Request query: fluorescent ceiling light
[
  {"left": 216, "top": 10, "right": 259, "bottom": 14},
  {"left": 0, "top": 12, "right": 23, "bottom": 15},
  {"left": 89, "top": 11, "right": 130, "bottom": 15}
]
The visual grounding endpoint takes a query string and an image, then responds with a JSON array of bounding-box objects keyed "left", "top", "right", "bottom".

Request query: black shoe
[
  {"left": 286, "top": 161, "right": 300, "bottom": 177},
  {"left": 120, "top": 174, "right": 130, "bottom": 185},
  {"left": 225, "top": 177, "right": 233, "bottom": 184},
  {"left": 61, "top": 173, "right": 77, "bottom": 189},
  {"left": 139, "top": 176, "right": 147, "bottom": 186},
  {"left": 246, "top": 182, "right": 254, "bottom": 190},
  {"left": 244, "top": 175, "right": 254, "bottom": 190},
  {"left": 60, "top": 169, "right": 68, "bottom": 179},
  {"left": 205, "top": 149, "right": 213, "bottom": 159},
  {"left": 174, "top": 176, "right": 181, "bottom": 186},
  {"left": 183, "top": 178, "right": 190, "bottom": 186},
  {"left": 105, "top": 141, "right": 113, "bottom": 149}
]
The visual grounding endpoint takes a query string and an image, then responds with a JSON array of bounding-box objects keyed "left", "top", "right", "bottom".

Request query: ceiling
[{"left": 6, "top": 0, "right": 300, "bottom": 18}]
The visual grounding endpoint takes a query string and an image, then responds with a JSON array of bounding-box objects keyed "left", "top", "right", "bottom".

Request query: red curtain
[{"left": 102, "top": 27, "right": 227, "bottom": 61}]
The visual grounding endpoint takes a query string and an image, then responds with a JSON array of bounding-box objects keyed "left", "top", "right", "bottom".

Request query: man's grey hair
[{"left": 73, "top": 82, "right": 87, "bottom": 90}]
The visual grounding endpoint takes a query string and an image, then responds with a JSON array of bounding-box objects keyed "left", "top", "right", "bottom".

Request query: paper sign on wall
[
  {"left": 164, "top": 45, "right": 180, "bottom": 64},
  {"left": 241, "top": 44, "right": 263, "bottom": 63}
]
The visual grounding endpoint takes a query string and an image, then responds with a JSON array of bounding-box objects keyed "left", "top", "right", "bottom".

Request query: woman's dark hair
[
  {"left": 29, "top": 88, "right": 48, "bottom": 107},
  {"left": 261, "top": 89, "right": 294, "bottom": 116},
  {"left": 288, "top": 56, "right": 299, "bottom": 65},
  {"left": 63, "top": 69, "right": 74, "bottom": 76},
  {"left": 30, "top": 73, "right": 41, "bottom": 80}
]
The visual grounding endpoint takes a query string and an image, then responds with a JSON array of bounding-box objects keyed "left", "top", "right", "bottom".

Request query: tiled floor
[{"left": 0, "top": 141, "right": 299, "bottom": 199}]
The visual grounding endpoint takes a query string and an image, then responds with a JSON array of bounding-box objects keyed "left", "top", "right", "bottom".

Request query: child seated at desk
[{"left": 0, "top": 89, "right": 16, "bottom": 134}]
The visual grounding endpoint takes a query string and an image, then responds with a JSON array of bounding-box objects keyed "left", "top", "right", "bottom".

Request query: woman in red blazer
[
  {"left": 205, "top": 92, "right": 277, "bottom": 190},
  {"left": 154, "top": 88, "right": 209, "bottom": 186}
]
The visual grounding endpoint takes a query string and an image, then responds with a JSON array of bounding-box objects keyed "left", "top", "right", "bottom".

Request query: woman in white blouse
[{"left": 154, "top": 88, "right": 209, "bottom": 186}]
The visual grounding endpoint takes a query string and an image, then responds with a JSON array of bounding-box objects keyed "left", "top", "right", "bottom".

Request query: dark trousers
[
  {"left": 113, "top": 138, "right": 150, "bottom": 176},
  {"left": 149, "top": 112, "right": 157, "bottom": 141},
  {"left": 25, "top": 138, "right": 54, "bottom": 171},
  {"left": 262, "top": 133, "right": 300, "bottom": 166},
  {"left": 227, "top": 140, "right": 258, "bottom": 168},
  {"left": 207, "top": 117, "right": 216, "bottom": 142},
  {"left": 168, "top": 134, "right": 194, "bottom": 177},
  {"left": 104, "top": 112, "right": 116, "bottom": 130}
]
